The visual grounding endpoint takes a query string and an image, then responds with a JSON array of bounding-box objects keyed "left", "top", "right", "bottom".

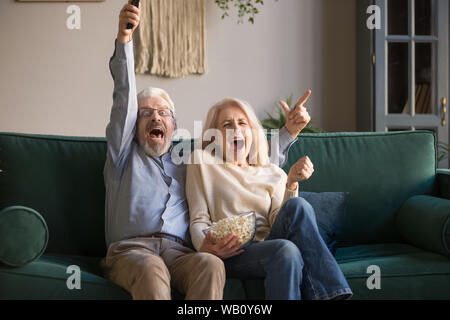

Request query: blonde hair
[{"left": 202, "top": 98, "right": 269, "bottom": 167}]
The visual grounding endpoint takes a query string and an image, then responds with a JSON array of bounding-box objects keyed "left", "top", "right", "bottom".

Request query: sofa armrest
[
  {"left": 437, "top": 169, "right": 450, "bottom": 200},
  {"left": 396, "top": 195, "right": 450, "bottom": 258}
]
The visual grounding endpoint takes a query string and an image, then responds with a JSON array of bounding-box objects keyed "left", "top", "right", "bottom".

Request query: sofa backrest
[
  {"left": 282, "top": 131, "right": 438, "bottom": 246},
  {"left": 0, "top": 131, "right": 438, "bottom": 257},
  {"left": 0, "top": 133, "right": 108, "bottom": 257}
]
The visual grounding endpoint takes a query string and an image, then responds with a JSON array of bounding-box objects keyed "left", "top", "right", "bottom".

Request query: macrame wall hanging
[{"left": 134, "top": 0, "right": 207, "bottom": 79}]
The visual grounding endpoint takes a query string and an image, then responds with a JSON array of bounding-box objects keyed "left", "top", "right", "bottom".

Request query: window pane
[
  {"left": 388, "top": 43, "right": 409, "bottom": 114},
  {"left": 415, "top": 43, "right": 434, "bottom": 114},
  {"left": 415, "top": 0, "right": 435, "bottom": 35},
  {"left": 388, "top": 0, "right": 409, "bottom": 35}
]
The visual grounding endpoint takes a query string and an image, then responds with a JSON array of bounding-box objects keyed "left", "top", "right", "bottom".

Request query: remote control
[{"left": 127, "top": 0, "right": 140, "bottom": 29}]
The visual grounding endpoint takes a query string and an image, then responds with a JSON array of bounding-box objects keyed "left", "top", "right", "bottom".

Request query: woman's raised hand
[
  {"left": 279, "top": 90, "right": 312, "bottom": 139},
  {"left": 199, "top": 231, "right": 244, "bottom": 259},
  {"left": 286, "top": 156, "right": 314, "bottom": 190}
]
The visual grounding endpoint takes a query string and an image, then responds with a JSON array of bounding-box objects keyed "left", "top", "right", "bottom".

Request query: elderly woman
[{"left": 186, "top": 98, "right": 352, "bottom": 300}]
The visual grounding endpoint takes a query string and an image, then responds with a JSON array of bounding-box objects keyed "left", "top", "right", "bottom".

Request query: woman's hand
[
  {"left": 199, "top": 231, "right": 244, "bottom": 259},
  {"left": 280, "top": 90, "right": 312, "bottom": 139},
  {"left": 287, "top": 156, "right": 314, "bottom": 190},
  {"left": 117, "top": 1, "right": 141, "bottom": 43}
]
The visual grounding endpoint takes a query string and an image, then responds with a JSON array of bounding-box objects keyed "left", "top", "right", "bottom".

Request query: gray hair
[{"left": 137, "top": 87, "right": 176, "bottom": 116}]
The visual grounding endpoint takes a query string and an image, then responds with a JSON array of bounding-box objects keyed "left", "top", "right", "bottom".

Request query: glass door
[{"left": 374, "top": 0, "right": 449, "bottom": 168}]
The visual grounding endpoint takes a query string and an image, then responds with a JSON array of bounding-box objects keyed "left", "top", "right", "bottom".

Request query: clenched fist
[
  {"left": 117, "top": 1, "right": 141, "bottom": 43},
  {"left": 286, "top": 156, "right": 314, "bottom": 191}
]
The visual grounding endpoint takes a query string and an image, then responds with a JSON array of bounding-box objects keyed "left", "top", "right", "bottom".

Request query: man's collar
[{"left": 161, "top": 144, "right": 174, "bottom": 160}]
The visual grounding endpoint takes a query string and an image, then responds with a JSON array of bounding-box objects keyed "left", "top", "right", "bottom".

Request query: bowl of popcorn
[{"left": 203, "top": 212, "right": 256, "bottom": 248}]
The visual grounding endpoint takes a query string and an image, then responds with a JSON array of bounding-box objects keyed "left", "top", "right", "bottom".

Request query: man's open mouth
[{"left": 148, "top": 128, "right": 165, "bottom": 140}]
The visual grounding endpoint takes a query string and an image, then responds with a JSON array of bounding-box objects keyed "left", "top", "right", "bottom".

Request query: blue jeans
[{"left": 223, "top": 197, "right": 353, "bottom": 300}]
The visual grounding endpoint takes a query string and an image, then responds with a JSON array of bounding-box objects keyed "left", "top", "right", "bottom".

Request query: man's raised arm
[{"left": 105, "top": 1, "right": 141, "bottom": 168}]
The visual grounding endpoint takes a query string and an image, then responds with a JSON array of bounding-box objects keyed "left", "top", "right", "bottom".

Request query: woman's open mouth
[{"left": 232, "top": 138, "right": 245, "bottom": 152}]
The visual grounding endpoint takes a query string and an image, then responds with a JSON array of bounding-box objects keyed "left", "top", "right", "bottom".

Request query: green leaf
[
  {"left": 278, "top": 107, "right": 286, "bottom": 126},
  {"left": 261, "top": 118, "right": 283, "bottom": 130},
  {"left": 261, "top": 93, "right": 326, "bottom": 134},
  {"left": 286, "top": 93, "right": 293, "bottom": 108},
  {"left": 264, "top": 111, "right": 277, "bottom": 121},
  {"left": 215, "top": 0, "right": 266, "bottom": 24}
]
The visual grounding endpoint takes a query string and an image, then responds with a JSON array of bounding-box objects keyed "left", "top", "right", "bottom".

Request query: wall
[{"left": 0, "top": 0, "right": 356, "bottom": 137}]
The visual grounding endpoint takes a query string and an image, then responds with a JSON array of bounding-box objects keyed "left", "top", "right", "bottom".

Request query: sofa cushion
[
  {"left": 0, "top": 254, "right": 248, "bottom": 300},
  {"left": 0, "top": 254, "right": 131, "bottom": 299},
  {"left": 283, "top": 131, "right": 438, "bottom": 245},
  {"left": 396, "top": 195, "right": 450, "bottom": 258},
  {"left": 0, "top": 206, "right": 48, "bottom": 267},
  {"left": 336, "top": 243, "right": 450, "bottom": 299},
  {"left": 299, "top": 192, "right": 349, "bottom": 255},
  {"left": 0, "top": 133, "right": 108, "bottom": 257},
  {"left": 1, "top": 247, "right": 449, "bottom": 300},
  {"left": 242, "top": 243, "right": 450, "bottom": 300}
]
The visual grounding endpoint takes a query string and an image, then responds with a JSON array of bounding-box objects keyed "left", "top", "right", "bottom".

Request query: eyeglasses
[{"left": 138, "top": 108, "right": 173, "bottom": 118}]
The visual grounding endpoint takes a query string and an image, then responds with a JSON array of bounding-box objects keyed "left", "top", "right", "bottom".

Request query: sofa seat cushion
[
  {"left": 238, "top": 243, "right": 450, "bottom": 300},
  {"left": 336, "top": 243, "right": 450, "bottom": 299},
  {"left": 2, "top": 246, "right": 449, "bottom": 300},
  {"left": 0, "top": 254, "right": 130, "bottom": 299},
  {"left": 0, "top": 254, "right": 249, "bottom": 300}
]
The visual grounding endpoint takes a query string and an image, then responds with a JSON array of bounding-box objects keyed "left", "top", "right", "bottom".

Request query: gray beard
[{"left": 142, "top": 139, "right": 171, "bottom": 158}]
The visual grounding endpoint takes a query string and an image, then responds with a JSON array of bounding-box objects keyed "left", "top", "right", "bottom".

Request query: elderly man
[{"left": 101, "top": 1, "right": 312, "bottom": 300}]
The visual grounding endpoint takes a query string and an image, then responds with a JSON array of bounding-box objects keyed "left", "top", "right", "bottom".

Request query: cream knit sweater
[{"left": 186, "top": 150, "right": 298, "bottom": 251}]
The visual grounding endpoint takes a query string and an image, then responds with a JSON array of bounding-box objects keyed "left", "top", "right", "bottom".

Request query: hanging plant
[{"left": 215, "top": 0, "right": 266, "bottom": 24}]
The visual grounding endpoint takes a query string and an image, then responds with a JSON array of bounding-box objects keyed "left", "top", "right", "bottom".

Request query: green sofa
[{"left": 1, "top": 130, "right": 449, "bottom": 300}]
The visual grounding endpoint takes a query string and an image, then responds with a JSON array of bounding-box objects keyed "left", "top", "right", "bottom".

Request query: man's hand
[
  {"left": 286, "top": 156, "right": 314, "bottom": 190},
  {"left": 117, "top": 1, "right": 141, "bottom": 43},
  {"left": 199, "top": 231, "right": 244, "bottom": 259},
  {"left": 280, "top": 90, "right": 312, "bottom": 139}
]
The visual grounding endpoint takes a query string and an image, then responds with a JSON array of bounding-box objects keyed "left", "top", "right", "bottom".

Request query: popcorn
[{"left": 204, "top": 212, "right": 256, "bottom": 245}]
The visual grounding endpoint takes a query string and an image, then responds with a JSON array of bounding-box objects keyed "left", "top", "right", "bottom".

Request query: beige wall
[{"left": 0, "top": 0, "right": 356, "bottom": 137}]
